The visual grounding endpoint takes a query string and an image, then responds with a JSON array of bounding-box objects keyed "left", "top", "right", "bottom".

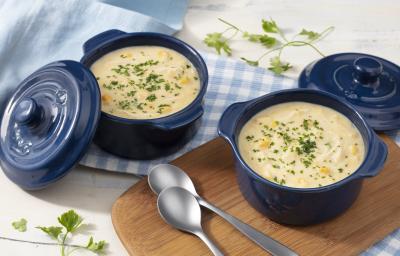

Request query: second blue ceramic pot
[
  {"left": 218, "top": 89, "right": 387, "bottom": 225},
  {"left": 80, "top": 30, "right": 208, "bottom": 159}
]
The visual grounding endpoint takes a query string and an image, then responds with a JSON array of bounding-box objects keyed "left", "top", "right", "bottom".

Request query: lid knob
[
  {"left": 14, "top": 98, "right": 42, "bottom": 126},
  {"left": 353, "top": 57, "right": 383, "bottom": 85}
]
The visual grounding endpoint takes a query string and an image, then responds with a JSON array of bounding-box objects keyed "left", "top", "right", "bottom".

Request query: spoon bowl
[
  {"left": 157, "top": 186, "right": 224, "bottom": 256},
  {"left": 157, "top": 186, "right": 201, "bottom": 233},
  {"left": 149, "top": 164, "right": 198, "bottom": 195}
]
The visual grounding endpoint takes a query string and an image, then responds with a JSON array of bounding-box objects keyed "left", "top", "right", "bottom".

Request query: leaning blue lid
[
  {"left": 299, "top": 53, "right": 400, "bottom": 131},
  {"left": 0, "top": 61, "right": 100, "bottom": 189}
]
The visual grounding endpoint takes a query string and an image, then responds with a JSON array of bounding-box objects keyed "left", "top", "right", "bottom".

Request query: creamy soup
[
  {"left": 91, "top": 46, "right": 200, "bottom": 119},
  {"left": 238, "top": 102, "right": 365, "bottom": 188}
]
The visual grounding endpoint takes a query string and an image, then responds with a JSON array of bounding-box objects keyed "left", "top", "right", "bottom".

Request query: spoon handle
[
  {"left": 196, "top": 231, "right": 224, "bottom": 256},
  {"left": 198, "top": 198, "right": 298, "bottom": 256}
]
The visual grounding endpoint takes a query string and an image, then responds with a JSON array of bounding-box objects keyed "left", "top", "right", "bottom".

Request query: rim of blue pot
[
  {"left": 221, "top": 88, "right": 381, "bottom": 193},
  {"left": 80, "top": 31, "right": 208, "bottom": 126}
]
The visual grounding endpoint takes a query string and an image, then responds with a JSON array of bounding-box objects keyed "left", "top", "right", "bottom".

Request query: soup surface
[
  {"left": 238, "top": 102, "right": 365, "bottom": 188},
  {"left": 91, "top": 46, "right": 200, "bottom": 119}
]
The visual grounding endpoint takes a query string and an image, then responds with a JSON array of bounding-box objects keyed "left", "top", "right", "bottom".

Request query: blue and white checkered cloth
[{"left": 79, "top": 52, "right": 400, "bottom": 255}]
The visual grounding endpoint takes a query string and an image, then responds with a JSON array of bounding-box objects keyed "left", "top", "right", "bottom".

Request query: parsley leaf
[
  {"left": 146, "top": 94, "right": 157, "bottom": 102},
  {"left": 268, "top": 57, "right": 292, "bottom": 74},
  {"left": 259, "top": 35, "right": 278, "bottom": 48},
  {"left": 203, "top": 32, "right": 232, "bottom": 55},
  {"left": 57, "top": 210, "right": 83, "bottom": 233},
  {"left": 36, "top": 226, "right": 63, "bottom": 239},
  {"left": 299, "top": 29, "right": 320, "bottom": 40},
  {"left": 240, "top": 57, "right": 259, "bottom": 66},
  {"left": 86, "top": 236, "right": 107, "bottom": 253},
  {"left": 262, "top": 18, "right": 279, "bottom": 33},
  {"left": 12, "top": 218, "right": 27, "bottom": 232},
  {"left": 242, "top": 32, "right": 262, "bottom": 42},
  {"left": 243, "top": 32, "right": 277, "bottom": 48}
]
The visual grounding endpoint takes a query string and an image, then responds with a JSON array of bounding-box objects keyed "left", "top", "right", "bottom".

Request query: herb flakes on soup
[
  {"left": 91, "top": 46, "right": 200, "bottom": 119},
  {"left": 238, "top": 102, "right": 365, "bottom": 188}
]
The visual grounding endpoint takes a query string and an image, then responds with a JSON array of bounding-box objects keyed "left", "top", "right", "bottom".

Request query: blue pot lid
[
  {"left": 0, "top": 61, "right": 100, "bottom": 189},
  {"left": 299, "top": 53, "right": 400, "bottom": 131}
]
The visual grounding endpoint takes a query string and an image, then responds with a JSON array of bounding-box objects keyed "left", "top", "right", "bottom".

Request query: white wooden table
[{"left": 0, "top": 0, "right": 399, "bottom": 255}]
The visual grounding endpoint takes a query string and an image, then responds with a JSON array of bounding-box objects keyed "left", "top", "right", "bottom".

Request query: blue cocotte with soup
[
  {"left": 0, "top": 30, "right": 208, "bottom": 190},
  {"left": 81, "top": 30, "right": 208, "bottom": 159},
  {"left": 219, "top": 52, "right": 400, "bottom": 225},
  {"left": 218, "top": 89, "right": 387, "bottom": 225}
]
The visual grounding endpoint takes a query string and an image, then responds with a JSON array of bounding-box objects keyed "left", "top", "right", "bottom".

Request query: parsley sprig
[
  {"left": 12, "top": 218, "right": 27, "bottom": 232},
  {"left": 36, "top": 210, "right": 106, "bottom": 256},
  {"left": 203, "top": 18, "right": 334, "bottom": 75}
]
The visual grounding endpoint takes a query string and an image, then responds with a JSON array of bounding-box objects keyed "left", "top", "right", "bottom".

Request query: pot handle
[
  {"left": 154, "top": 104, "right": 204, "bottom": 130},
  {"left": 83, "top": 29, "right": 127, "bottom": 54},
  {"left": 357, "top": 134, "right": 388, "bottom": 178},
  {"left": 218, "top": 101, "right": 247, "bottom": 146}
]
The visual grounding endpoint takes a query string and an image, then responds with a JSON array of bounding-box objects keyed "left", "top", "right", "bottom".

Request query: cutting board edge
[{"left": 112, "top": 194, "right": 144, "bottom": 256}]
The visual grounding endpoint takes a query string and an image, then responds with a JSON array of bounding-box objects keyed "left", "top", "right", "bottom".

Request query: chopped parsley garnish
[
  {"left": 146, "top": 94, "right": 157, "bottom": 102},
  {"left": 302, "top": 119, "right": 310, "bottom": 130},
  {"left": 118, "top": 100, "right": 131, "bottom": 110},
  {"left": 246, "top": 135, "right": 254, "bottom": 141},
  {"left": 313, "top": 120, "right": 323, "bottom": 130},
  {"left": 97, "top": 51, "right": 200, "bottom": 119},
  {"left": 112, "top": 65, "right": 130, "bottom": 76},
  {"left": 137, "top": 103, "right": 144, "bottom": 110},
  {"left": 298, "top": 137, "right": 317, "bottom": 155},
  {"left": 127, "top": 91, "right": 136, "bottom": 97},
  {"left": 242, "top": 112, "right": 361, "bottom": 187}
]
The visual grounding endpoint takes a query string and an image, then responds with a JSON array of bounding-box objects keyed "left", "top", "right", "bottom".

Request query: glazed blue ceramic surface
[
  {"left": 80, "top": 30, "right": 208, "bottom": 159},
  {"left": 0, "top": 61, "right": 100, "bottom": 189},
  {"left": 218, "top": 89, "right": 387, "bottom": 225},
  {"left": 299, "top": 53, "right": 400, "bottom": 131}
]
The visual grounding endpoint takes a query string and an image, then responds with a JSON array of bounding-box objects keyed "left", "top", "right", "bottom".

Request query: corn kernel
[
  {"left": 351, "top": 145, "right": 358, "bottom": 155},
  {"left": 271, "top": 120, "right": 279, "bottom": 128},
  {"left": 320, "top": 166, "right": 330, "bottom": 175},
  {"left": 179, "top": 76, "right": 190, "bottom": 85},
  {"left": 101, "top": 94, "right": 112, "bottom": 104},
  {"left": 259, "top": 137, "right": 271, "bottom": 149}
]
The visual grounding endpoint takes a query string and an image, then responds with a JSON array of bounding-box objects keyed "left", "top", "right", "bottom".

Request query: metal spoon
[
  {"left": 158, "top": 186, "right": 224, "bottom": 256},
  {"left": 148, "top": 164, "right": 298, "bottom": 256}
]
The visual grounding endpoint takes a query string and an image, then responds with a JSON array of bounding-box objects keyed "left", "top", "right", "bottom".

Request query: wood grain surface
[{"left": 112, "top": 135, "right": 400, "bottom": 256}]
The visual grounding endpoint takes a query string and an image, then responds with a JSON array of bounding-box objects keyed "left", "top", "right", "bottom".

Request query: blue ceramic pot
[
  {"left": 218, "top": 89, "right": 387, "bottom": 225},
  {"left": 80, "top": 30, "right": 208, "bottom": 159}
]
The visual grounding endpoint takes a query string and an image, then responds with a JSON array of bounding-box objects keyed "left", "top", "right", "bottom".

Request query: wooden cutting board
[{"left": 112, "top": 135, "right": 400, "bottom": 256}]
